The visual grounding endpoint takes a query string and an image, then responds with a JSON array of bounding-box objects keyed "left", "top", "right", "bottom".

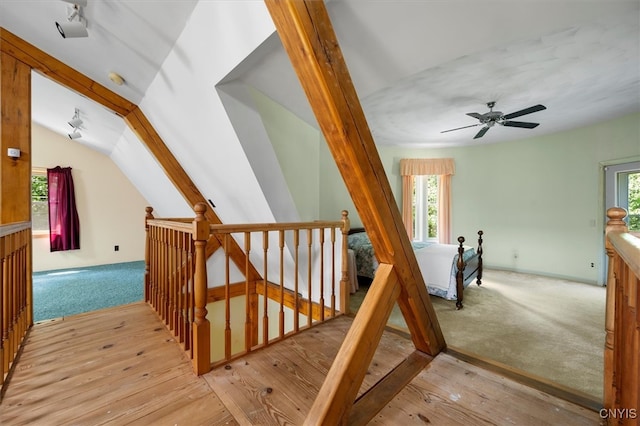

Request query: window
[
  {"left": 400, "top": 158, "right": 454, "bottom": 243},
  {"left": 413, "top": 175, "right": 439, "bottom": 241},
  {"left": 618, "top": 171, "right": 639, "bottom": 231},
  {"left": 31, "top": 170, "right": 49, "bottom": 233},
  {"left": 605, "top": 162, "right": 640, "bottom": 232}
]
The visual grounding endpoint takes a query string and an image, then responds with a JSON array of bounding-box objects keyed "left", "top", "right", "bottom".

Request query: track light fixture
[
  {"left": 68, "top": 108, "right": 83, "bottom": 128},
  {"left": 55, "top": 2, "right": 88, "bottom": 39},
  {"left": 68, "top": 130, "right": 82, "bottom": 140},
  {"left": 67, "top": 108, "right": 82, "bottom": 139}
]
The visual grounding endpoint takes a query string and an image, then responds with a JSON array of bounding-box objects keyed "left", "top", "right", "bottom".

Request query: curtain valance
[{"left": 400, "top": 158, "right": 455, "bottom": 176}]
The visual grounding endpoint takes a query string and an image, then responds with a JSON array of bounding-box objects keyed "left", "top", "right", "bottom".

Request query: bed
[{"left": 347, "top": 229, "right": 484, "bottom": 309}]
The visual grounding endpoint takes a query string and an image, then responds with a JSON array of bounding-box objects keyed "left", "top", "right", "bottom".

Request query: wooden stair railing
[
  {"left": 604, "top": 207, "right": 640, "bottom": 425},
  {"left": 0, "top": 222, "right": 32, "bottom": 400},
  {"left": 145, "top": 203, "right": 350, "bottom": 375}
]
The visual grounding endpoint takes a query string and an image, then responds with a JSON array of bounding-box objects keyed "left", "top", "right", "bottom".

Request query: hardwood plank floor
[
  {"left": 0, "top": 303, "right": 235, "bottom": 426},
  {"left": 1, "top": 302, "right": 601, "bottom": 425}
]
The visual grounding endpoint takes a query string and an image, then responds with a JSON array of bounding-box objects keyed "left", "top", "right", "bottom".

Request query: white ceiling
[{"left": 1, "top": 0, "right": 639, "bottom": 152}]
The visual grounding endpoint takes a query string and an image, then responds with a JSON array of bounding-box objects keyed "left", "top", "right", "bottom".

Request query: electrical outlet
[
  {"left": 590, "top": 262, "right": 594, "bottom": 268},
  {"left": 114, "top": 245, "right": 119, "bottom": 252}
]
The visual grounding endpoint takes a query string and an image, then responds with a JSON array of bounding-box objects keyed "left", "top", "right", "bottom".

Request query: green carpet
[
  {"left": 33, "top": 261, "right": 145, "bottom": 323},
  {"left": 350, "top": 268, "right": 606, "bottom": 400}
]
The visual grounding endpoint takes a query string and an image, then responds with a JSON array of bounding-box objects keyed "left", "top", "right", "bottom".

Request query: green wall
[
  {"left": 251, "top": 88, "right": 321, "bottom": 221},
  {"left": 320, "top": 112, "right": 640, "bottom": 284},
  {"left": 257, "top": 91, "right": 639, "bottom": 284}
]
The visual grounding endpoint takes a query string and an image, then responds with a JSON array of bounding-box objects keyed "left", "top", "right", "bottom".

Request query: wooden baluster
[
  {"left": 8, "top": 242, "right": 16, "bottom": 364},
  {"left": 294, "top": 229, "right": 300, "bottom": 333},
  {"left": 168, "top": 229, "right": 175, "bottom": 331},
  {"left": 340, "top": 210, "right": 350, "bottom": 314},
  {"left": 319, "top": 227, "right": 325, "bottom": 322},
  {"left": 262, "top": 231, "right": 269, "bottom": 346},
  {"left": 144, "top": 207, "right": 154, "bottom": 303},
  {"left": 26, "top": 230, "right": 33, "bottom": 329},
  {"left": 185, "top": 234, "right": 194, "bottom": 353},
  {"left": 0, "top": 234, "right": 4, "bottom": 387},
  {"left": 1, "top": 235, "right": 7, "bottom": 380},
  {"left": 279, "top": 230, "right": 285, "bottom": 338},
  {"left": 244, "top": 232, "right": 252, "bottom": 353},
  {"left": 159, "top": 227, "right": 165, "bottom": 319},
  {"left": 181, "top": 231, "right": 190, "bottom": 347},
  {"left": 604, "top": 207, "right": 628, "bottom": 412},
  {"left": 307, "top": 228, "right": 313, "bottom": 327},
  {"left": 330, "top": 226, "right": 336, "bottom": 317},
  {"left": 191, "top": 202, "right": 210, "bottom": 375},
  {"left": 175, "top": 230, "right": 184, "bottom": 345},
  {"left": 224, "top": 234, "right": 231, "bottom": 360},
  {"left": 152, "top": 227, "right": 159, "bottom": 312},
  {"left": 163, "top": 227, "right": 170, "bottom": 323}
]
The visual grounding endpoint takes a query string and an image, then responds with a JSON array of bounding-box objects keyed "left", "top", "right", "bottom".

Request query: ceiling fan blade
[
  {"left": 466, "top": 112, "right": 484, "bottom": 120},
  {"left": 503, "top": 104, "right": 546, "bottom": 120},
  {"left": 440, "top": 123, "right": 483, "bottom": 133},
  {"left": 502, "top": 121, "right": 540, "bottom": 129},
  {"left": 474, "top": 127, "right": 490, "bottom": 139}
]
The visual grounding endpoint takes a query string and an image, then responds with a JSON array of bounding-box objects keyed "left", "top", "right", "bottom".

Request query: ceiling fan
[{"left": 441, "top": 101, "right": 547, "bottom": 139}]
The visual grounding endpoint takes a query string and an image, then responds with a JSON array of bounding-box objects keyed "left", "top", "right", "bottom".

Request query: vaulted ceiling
[{"left": 1, "top": 0, "right": 638, "bottom": 154}]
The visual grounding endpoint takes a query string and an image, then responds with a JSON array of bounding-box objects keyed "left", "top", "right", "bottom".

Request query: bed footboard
[{"left": 455, "top": 230, "right": 484, "bottom": 309}]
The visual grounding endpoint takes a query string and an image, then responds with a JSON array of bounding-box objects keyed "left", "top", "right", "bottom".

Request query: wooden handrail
[
  {"left": 145, "top": 205, "right": 351, "bottom": 375},
  {"left": 604, "top": 207, "right": 640, "bottom": 424}
]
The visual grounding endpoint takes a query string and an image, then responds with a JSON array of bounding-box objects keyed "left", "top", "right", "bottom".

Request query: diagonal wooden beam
[
  {"left": 124, "top": 108, "right": 261, "bottom": 281},
  {"left": 264, "top": 1, "right": 446, "bottom": 422},
  {"left": 264, "top": 0, "right": 444, "bottom": 354},
  {"left": 305, "top": 263, "right": 401, "bottom": 424},
  {"left": 0, "top": 27, "right": 261, "bottom": 282}
]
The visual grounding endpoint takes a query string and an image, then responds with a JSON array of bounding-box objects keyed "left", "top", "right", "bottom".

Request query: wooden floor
[{"left": 1, "top": 302, "right": 601, "bottom": 425}]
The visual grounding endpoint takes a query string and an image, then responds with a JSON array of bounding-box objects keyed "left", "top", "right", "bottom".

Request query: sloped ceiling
[{"left": 1, "top": 0, "right": 638, "bottom": 153}]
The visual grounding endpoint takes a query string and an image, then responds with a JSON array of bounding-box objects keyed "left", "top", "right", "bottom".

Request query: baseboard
[{"left": 484, "top": 266, "right": 604, "bottom": 287}]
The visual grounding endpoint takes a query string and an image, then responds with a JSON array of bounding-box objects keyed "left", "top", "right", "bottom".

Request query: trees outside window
[
  {"left": 413, "top": 175, "right": 439, "bottom": 242},
  {"left": 31, "top": 172, "right": 49, "bottom": 232}
]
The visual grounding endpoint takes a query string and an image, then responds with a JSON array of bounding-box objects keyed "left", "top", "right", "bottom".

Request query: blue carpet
[{"left": 33, "top": 261, "right": 144, "bottom": 322}]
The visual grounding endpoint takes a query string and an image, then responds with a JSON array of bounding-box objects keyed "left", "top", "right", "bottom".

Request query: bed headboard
[{"left": 348, "top": 227, "right": 366, "bottom": 235}]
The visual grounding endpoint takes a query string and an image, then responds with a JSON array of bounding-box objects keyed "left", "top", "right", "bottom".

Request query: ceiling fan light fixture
[{"left": 441, "top": 101, "right": 546, "bottom": 140}]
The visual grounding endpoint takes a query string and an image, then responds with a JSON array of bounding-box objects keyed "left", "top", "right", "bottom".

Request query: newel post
[
  {"left": 340, "top": 210, "right": 350, "bottom": 314},
  {"left": 192, "top": 202, "right": 211, "bottom": 375},
  {"left": 144, "top": 206, "right": 154, "bottom": 303},
  {"left": 603, "top": 207, "right": 627, "bottom": 409}
]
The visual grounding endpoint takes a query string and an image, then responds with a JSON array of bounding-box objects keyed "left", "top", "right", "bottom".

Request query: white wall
[
  {"left": 32, "top": 124, "right": 149, "bottom": 272},
  {"left": 117, "top": 1, "right": 280, "bottom": 228}
]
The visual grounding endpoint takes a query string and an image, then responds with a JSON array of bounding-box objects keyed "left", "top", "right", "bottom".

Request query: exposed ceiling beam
[{"left": 264, "top": 0, "right": 446, "bottom": 422}]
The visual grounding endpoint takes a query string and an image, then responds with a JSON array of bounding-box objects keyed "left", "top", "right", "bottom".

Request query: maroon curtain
[{"left": 47, "top": 166, "right": 80, "bottom": 252}]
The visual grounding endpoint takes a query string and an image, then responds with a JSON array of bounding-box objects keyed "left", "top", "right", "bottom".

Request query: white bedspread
[{"left": 414, "top": 244, "right": 469, "bottom": 299}]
